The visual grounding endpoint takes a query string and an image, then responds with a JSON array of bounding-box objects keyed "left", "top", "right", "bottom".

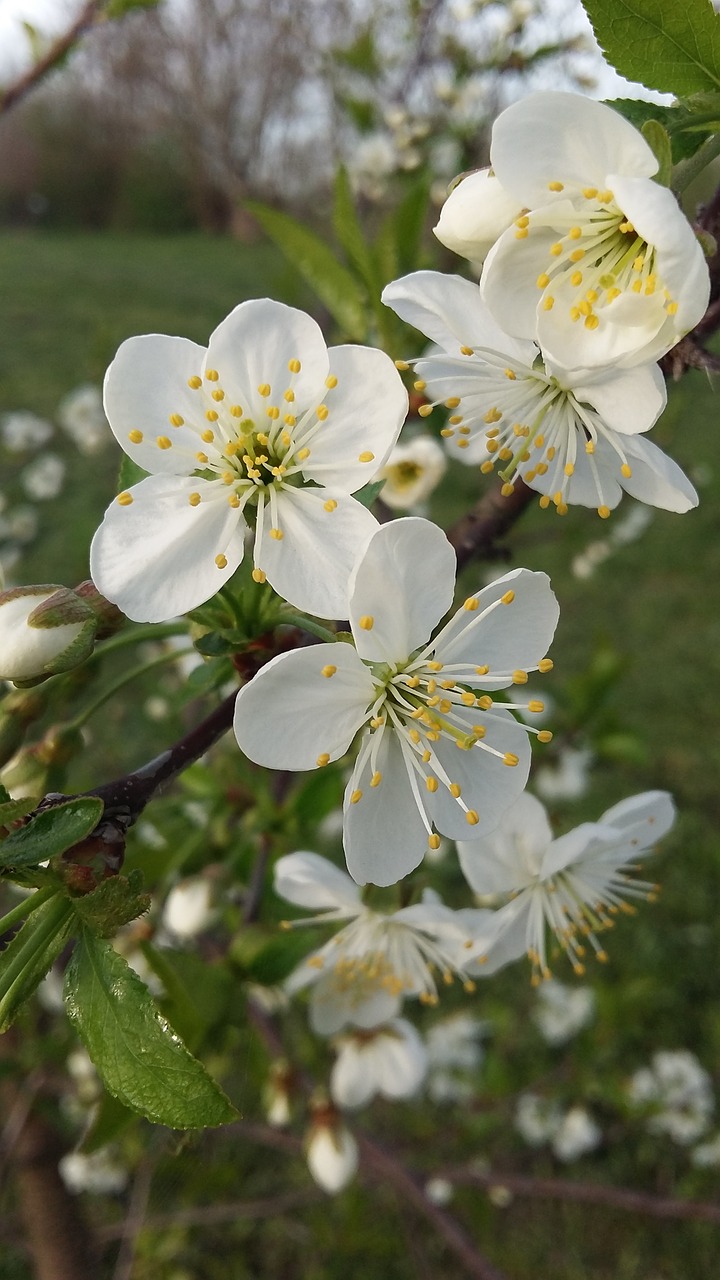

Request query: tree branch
[
  {"left": 446, "top": 478, "right": 536, "bottom": 574},
  {"left": 0, "top": 0, "right": 104, "bottom": 115}
]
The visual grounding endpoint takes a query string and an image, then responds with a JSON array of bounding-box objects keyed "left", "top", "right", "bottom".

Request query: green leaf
[
  {"left": 0, "top": 796, "right": 38, "bottom": 830},
  {"left": 80, "top": 1090, "right": 136, "bottom": 1155},
  {"left": 353, "top": 479, "right": 386, "bottom": 508},
  {"left": 64, "top": 931, "right": 237, "bottom": 1129},
  {"left": 0, "top": 797, "right": 103, "bottom": 870},
  {"left": 0, "top": 897, "right": 74, "bottom": 1032},
  {"left": 247, "top": 202, "right": 369, "bottom": 339},
  {"left": 582, "top": 0, "right": 720, "bottom": 96},
  {"left": 71, "top": 870, "right": 151, "bottom": 936},
  {"left": 333, "top": 167, "right": 381, "bottom": 297},
  {"left": 141, "top": 945, "right": 233, "bottom": 1051},
  {"left": 117, "top": 454, "right": 148, "bottom": 493},
  {"left": 608, "top": 97, "right": 717, "bottom": 161}
]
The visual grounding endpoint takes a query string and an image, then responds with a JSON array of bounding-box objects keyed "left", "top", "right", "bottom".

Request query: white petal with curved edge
[
  {"left": 571, "top": 362, "right": 666, "bottom": 436},
  {"left": 466, "top": 895, "right": 530, "bottom": 975},
  {"left": 432, "top": 567, "right": 558, "bottom": 684},
  {"left": 90, "top": 475, "right": 245, "bottom": 622},
  {"left": 303, "top": 345, "right": 408, "bottom": 490},
  {"left": 104, "top": 334, "right": 209, "bottom": 473},
  {"left": 331, "top": 1041, "right": 377, "bottom": 1108},
  {"left": 310, "top": 976, "right": 402, "bottom": 1035},
  {"left": 257, "top": 485, "right": 378, "bottom": 619},
  {"left": 425, "top": 705, "right": 531, "bottom": 840},
  {"left": 490, "top": 92, "right": 657, "bottom": 206},
  {"left": 600, "top": 790, "right": 675, "bottom": 843},
  {"left": 233, "top": 644, "right": 373, "bottom": 770},
  {"left": 457, "top": 790, "right": 553, "bottom": 894},
  {"left": 343, "top": 729, "right": 431, "bottom": 886},
  {"left": 274, "top": 851, "right": 362, "bottom": 914},
  {"left": 382, "top": 271, "right": 535, "bottom": 363},
  {"left": 348, "top": 518, "right": 456, "bottom": 663},
  {"left": 481, "top": 221, "right": 564, "bottom": 340},
  {"left": 539, "top": 822, "right": 615, "bottom": 878},
  {"left": 433, "top": 168, "right": 522, "bottom": 261},
  {"left": 205, "top": 298, "right": 329, "bottom": 421},
  {"left": 620, "top": 435, "right": 698, "bottom": 512},
  {"left": 610, "top": 174, "right": 710, "bottom": 333}
]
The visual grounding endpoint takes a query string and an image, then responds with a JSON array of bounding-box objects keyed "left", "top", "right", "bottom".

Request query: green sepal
[
  {"left": 70, "top": 870, "right": 151, "bottom": 936},
  {"left": 0, "top": 797, "right": 104, "bottom": 871},
  {"left": 117, "top": 454, "right": 149, "bottom": 493},
  {"left": 63, "top": 931, "right": 238, "bottom": 1129},
  {"left": 353, "top": 479, "right": 386, "bottom": 509},
  {"left": 641, "top": 120, "right": 672, "bottom": 185}
]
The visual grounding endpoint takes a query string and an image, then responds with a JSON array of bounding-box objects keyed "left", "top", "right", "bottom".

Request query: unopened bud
[
  {"left": 306, "top": 1098, "right": 358, "bottom": 1194},
  {"left": 0, "top": 585, "right": 98, "bottom": 686},
  {"left": 264, "top": 1060, "right": 294, "bottom": 1128}
]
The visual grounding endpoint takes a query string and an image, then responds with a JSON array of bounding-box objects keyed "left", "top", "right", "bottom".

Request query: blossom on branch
[
  {"left": 435, "top": 92, "right": 710, "bottom": 369},
  {"left": 90, "top": 300, "right": 408, "bottom": 621},
  {"left": 383, "top": 271, "right": 698, "bottom": 516},
  {"left": 458, "top": 789, "right": 675, "bottom": 983},
  {"left": 234, "top": 518, "right": 558, "bottom": 885},
  {"left": 330, "top": 1019, "right": 428, "bottom": 1108},
  {"left": 274, "top": 851, "right": 496, "bottom": 1032}
]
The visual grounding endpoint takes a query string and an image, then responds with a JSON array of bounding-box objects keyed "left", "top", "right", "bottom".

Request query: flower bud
[
  {"left": 0, "top": 585, "right": 99, "bottom": 686},
  {"left": 306, "top": 1100, "right": 358, "bottom": 1194},
  {"left": 162, "top": 876, "right": 217, "bottom": 939},
  {"left": 264, "top": 1060, "right": 294, "bottom": 1128}
]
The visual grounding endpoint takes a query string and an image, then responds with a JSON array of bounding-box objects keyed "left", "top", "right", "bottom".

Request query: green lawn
[{"left": 1, "top": 230, "right": 719, "bottom": 1280}]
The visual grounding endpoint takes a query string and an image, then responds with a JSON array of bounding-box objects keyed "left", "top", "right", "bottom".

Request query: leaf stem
[
  {"left": 278, "top": 613, "right": 337, "bottom": 644},
  {"left": 0, "top": 884, "right": 57, "bottom": 938},
  {"left": 673, "top": 130, "right": 720, "bottom": 192},
  {"left": 0, "top": 895, "right": 73, "bottom": 1022}
]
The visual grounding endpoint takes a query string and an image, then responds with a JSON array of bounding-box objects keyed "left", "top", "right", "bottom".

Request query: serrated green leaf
[
  {"left": 0, "top": 797, "right": 103, "bottom": 870},
  {"left": 64, "top": 931, "right": 237, "bottom": 1129},
  {"left": 71, "top": 871, "right": 151, "bottom": 936},
  {"left": 0, "top": 897, "right": 74, "bottom": 1032},
  {"left": 583, "top": 0, "right": 720, "bottom": 97},
  {"left": 117, "top": 454, "right": 148, "bottom": 493},
  {"left": 608, "top": 98, "right": 716, "bottom": 161},
  {"left": 247, "top": 202, "right": 369, "bottom": 339}
]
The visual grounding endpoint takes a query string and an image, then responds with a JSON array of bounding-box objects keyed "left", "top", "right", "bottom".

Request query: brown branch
[
  {"left": 446, "top": 1167, "right": 720, "bottom": 1227},
  {"left": 0, "top": 0, "right": 104, "bottom": 115},
  {"left": 447, "top": 478, "right": 536, "bottom": 574},
  {"left": 96, "top": 1188, "right": 322, "bottom": 1239}
]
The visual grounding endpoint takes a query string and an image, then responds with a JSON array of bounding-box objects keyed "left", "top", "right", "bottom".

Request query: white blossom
[
  {"left": 58, "top": 384, "right": 109, "bottom": 454},
  {"left": 21, "top": 453, "right": 66, "bottom": 501},
  {"left": 235, "top": 517, "right": 558, "bottom": 885},
  {"left": 533, "top": 746, "right": 593, "bottom": 802},
  {"left": 0, "top": 411, "right": 53, "bottom": 453},
  {"left": 383, "top": 271, "right": 697, "bottom": 517},
  {"left": 377, "top": 435, "right": 447, "bottom": 510},
  {"left": 59, "top": 1149, "right": 128, "bottom": 1196},
  {"left": 628, "top": 1050, "right": 714, "bottom": 1145},
  {"left": 533, "top": 978, "right": 596, "bottom": 1045},
  {"left": 425, "top": 1011, "right": 486, "bottom": 1103},
  {"left": 552, "top": 1106, "right": 602, "bottom": 1161},
  {"left": 162, "top": 876, "right": 217, "bottom": 939},
  {"left": 306, "top": 1112, "right": 359, "bottom": 1194},
  {"left": 90, "top": 299, "right": 407, "bottom": 622},
  {"left": 330, "top": 1019, "right": 428, "bottom": 1108},
  {"left": 515, "top": 1092, "right": 563, "bottom": 1146},
  {"left": 0, "top": 585, "right": 96, "bottom": 684}
]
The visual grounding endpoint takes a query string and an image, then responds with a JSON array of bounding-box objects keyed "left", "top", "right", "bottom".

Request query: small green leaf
[
  {"left": 247, "top": 202, "right": 369, "bottom": 339},
  {"left": 0, "top": 798, "right": 103, "bottom": 870},
  {"left": 71, "top": 870, "right": 151, "bottom": 936},
  {"left": 0, "top": 796, "right": 38, "bottom": 830},
  {"left": 641, "top": 119, "right": 673, "bottom": 183},
  {"left": 0, "top": 897, "right": 74, "bottom": 1032},
  {"left": 117, "top": 454, "right": 148, "bottom": 493},
  {"left": 64, "top": 931, "right": 237, "bottom": 1128},
  {"left": 583, "top": 0, "right": 720, "bottom": 97}
]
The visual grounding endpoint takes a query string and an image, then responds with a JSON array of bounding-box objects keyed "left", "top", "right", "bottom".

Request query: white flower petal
[
  {"left": 311, "top": 981, "right": 401, "bottom": 1035},
  {"left": 433, "top": 567, "right": 558, "bottom": 683},
  {"left": 620, "top": 435, "right": 698, "bottom": 512},
  {"left": 103, "top": 334, "right": 209, "bottom": 473},
  {"left": 330, "top": 1041, "right": 377, "bottom": 1108},
  {"left": 457, "top": 790, "right": 553, "bottom": 894},
  {"left": 348, "top": 518, "right": 456, "bottom": 663},
  {"left": 481, "top": 220, "right": 564, "bottom": 340},
  {"left": 90, "top": 475, "right": 245, "bottom": 622},
  {"left": 306, "top": 1124, "right": 358, "bottom": 1194},
  {"left": 570, "top": 362, "right": 666, "bottom": 436},
  {"left": 233, "top": 644, "right": 374, "bottom": 770},
  {"left": 433, "top": 167, "right": 522, "bottom": 261},
  {"left": 539, "top": 822, "right": 615, "bottom": 878},
  {"left": 490, "top": 93, "right": 657, "bottom": 205},
  {"left": 256, "top": 486, "right": 378, "bottom": 619},
  {"left": 274, "top": 851, "right": 362, "bottom": 914},
  {"left": 382, "top": 271, "right": 535, "bottom": 363},
  {"left": 343, "top": 729, "right": 430, "bottom": 886},
  {"left": 426, "top": 704, "right": 531, "bottom": 839},
  {"left": 206, "top": 298, "right": 329, "bottom": 418},
  {"left": 303, "top": 344, "right": 408, "bottom": 490},
  {"left": 599, "top": 790, "right": 675, "bottom": 843}
]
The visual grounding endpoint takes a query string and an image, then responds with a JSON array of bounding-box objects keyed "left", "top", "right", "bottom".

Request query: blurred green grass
[{"left": 1, "top": 229, "right": 719, "bottom": 1280}]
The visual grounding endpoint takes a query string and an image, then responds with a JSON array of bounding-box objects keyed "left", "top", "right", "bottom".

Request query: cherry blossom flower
[
  {"left": 434, "top": 167, "right": 521, "bottom": 263},
  {"left": 458, "top": 789, "right": 675, "bottom": 983},
  {"left": 383, "top": 271, "right": 697, "bottom": 516},
  {"left": 435, "top": 92, "right": 709, "bottom": 369},
  {"left": 330, "top": 1019, "right": 428, "bottom": 1108},
  {"left": 274, "top": 851, "right": 496, "bottom": 1031},
  {"left": 377, "top": 435, "right": 447, "bottom": 509},
  {"left": 90, "top": 299, "right": 407, "bottom": 622},
  {"left": 235, "top": 518, "right": 558, "bottom": 884},
  {"left": 628, "top": 1050, "right": 714, "bottom": 1145}
]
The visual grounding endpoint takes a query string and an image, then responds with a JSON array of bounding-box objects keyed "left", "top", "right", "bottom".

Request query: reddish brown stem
[{"left": 1, "top": 0, "right": 104, "bottom": 115}]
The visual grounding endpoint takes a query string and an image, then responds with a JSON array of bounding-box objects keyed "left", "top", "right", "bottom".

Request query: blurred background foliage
[{"left": 0, "top": 1, "right": 719, "bottom": 1278}]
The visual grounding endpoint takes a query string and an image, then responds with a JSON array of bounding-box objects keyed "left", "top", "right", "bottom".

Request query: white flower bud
[
  {"left": 162, "top": 876, "right": 216, "bottom": 939},
  {"left": 0, "top": 585, "right": 96, "bottom": 685},
  {"left": 306, "top": 1108, "right": 358, "bottom": 1194}
]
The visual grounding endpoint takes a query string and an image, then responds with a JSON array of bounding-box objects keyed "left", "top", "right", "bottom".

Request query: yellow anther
[
  {"left": 598, "top": 505, "right": 611, "bottom": 519},
  {"left": 439, "top": 699, "right": 452, "bottom": 714},
  {"left": 414, "top": 379, "right": 427, "bottom": 391},
  {"left": 283, "top": 389, "right": 295, "bottom": 403},
  {"left": 547, "top": 180, "right": 564, "bottom": 192},
  {"left": 128, "top": 429, "right": 143, "bottom": 444},
  {"left": 445, "top": 396, "right": 461, "bottom": 408},
  {"left": 460, "top": 345, "right": 474, "bottom": 356},
  {"left": 557, "top": 502, "right": 568, "bottom": 516},
  {"left": 188, "top": 492, "right": 202, "bottom": 507},
  {"left": 538, "top": 658, "right": 554, "bottom": 672},
  {"left": 586, "top": 290, "right": 598, "bottom": 303},
  {"left": 321, "top": 665, "right": 337, "bottom": 678},
  {"left": 550, "top": 242, "right": 562, "bottom": 256},
  {"left": 501, "top": 482, "right": 515, "bottom": 497},
  {"left": 370, "top": 772, "right": 382, "bottom": 788},
  {"left": 324, "top": 499, "right": 338, "bottom": 512},
  {"left": 512, "top": 670, "right": 528, "bottom": 684},
  {"left": 215, "top": 554, "right": 227, "bottom": 569},
  {"left": 583, "top": 186, "right": 598, "bottom": 199},
  {"left": 211, "top": 390, "right": 224, "bottom": 402},
  {"left": 201, "top": 429, "right": 214, "bottom": 443},
  {"left": 539, "top": 494, "right": 551, "bottom": 509},
  {"left": 284, "top": 414, "right": 296, "bottom": 426},
  {"left": 536, "top": 462, "right": 548, "bottom": 475},
  {"left": 465, "top": 810, "right": 480, "bottom": 826},
  {"left": 288, "top": 358, "right": 301, "bottom": 373},
  {"left": 585, "top": 439, "right": 595, "bottom": 454},
  {"left": 543, "top": 296, "right": 555, "bottom": 311},
  {"left": 484, "top": 407, "right": 502, "bottom": 423},
  {"left": 188, "top": 375, "right": 202, "bottom": 389},
  {"left": 666, "top": 300, "right": 679, "bottom": 315},
  {"left": 350, "top": 789, "right": 363, "bottom": 804},
  {"left": 607, "top": 286, "right": 621, "bottom": 302},
  {"left": 449, "top": 782, "right": 461, "bottom": 798},
  {"left": 449, "top": 415, "right": 464, "bottom": 425},
  {"left": 620, "top": 463, "right": 632, "bottom": 478},
  {"left": 426, "top": 776, "right": 438, "bottom": 793},
  {"left": 501, "top": 590, "right": 515, "bottom": 605},
  {"left": 546, "top": 447, "right": 556, "bottom": 460},
  {"left": 230, "top": 404, "right": 243, "bottom": 417},
  {"left": 570, "top": 249, "right": 584, "bottom": 263},
  {"left": 359, "top": 615, "right": 374, "bottom": 630},
  {"left": 257, "top": 383, "right": 271, "bottom": 397},
  {"left": 267, "top": 406, "right": 280, "bottom": 420},
  {"left": 156, "top": 436, "right": 172, "bottom": 449},
  {"left": 476, "top": 695, "right": 493, "bottom": 710},
  {"left": 418, "top": 403, "right": 433, "bottom": 417},
  {"left": 205, "top": 369, "right": 219, "bottom": 382},
  {"left": 358, "top": 451, "right": 375, "bottom": 463},
  {"left": 116, "top": 491, "right": 133, "bottom": 506},
  {"left": 269, "top": 527, "right": 284, "bottom": 541},
  {"left": 503, "top": 753, "right": 519, "bottom": 767},
  {"left": 205, "top": 409, "right": 219, "bottom": 422},
  {"left": 461, "top": 690, "right": 476, "bottom": 706},
  {"left": 428, "top": 833, "right": 441, "bottom": 850},
  {"left": 464, "top": 597, "right": 479, "bottom": 612},
  {"left": 428, "top": 661, "right": 443, "bottom": 671},
  {"left": 515, "top": 214, "right": 529, "bottom": 228},
  {"left": 169, "top": 413, "right": 184, "bottom": 426},
  {"left": 536, "top": 272, "right": 551, "bottom": 289},
  {"left": 395, "top": 359, "right": 410, "bottom": 370},
  {"left": 564, "top": 462, "right": 575, "bottom": 477},
  {"left": 584, "top": 314, "right": 600, "bottom": 330},
  {"left": 527, "top": 700, "right": 544, "bottom": 713},
  {"left": 252, "top": 568, "right": 266, "bottom": 584},
  {"left": 325, "top": 373, "right": 338, "bottom": 388},
  {"left": 599, "top": 189, "right": 614, "bottom": 203},
  {"left": 296, "top": 447, "right": 311, "bottom": 461},
  {"left": 515, "top": 227, "right": 529, "bottom": 239},
  {"left": 570, "top": 270, "right": 583, "bottom": 287},
  {"left": 196, "top": 451, "right": 208, "bottom": 463},
  {"left": 570, "top": 306, "right": 581, "bottom": 322},
  {"left": 316, "top": 404, "right": 329, "bottom": 421},
  {"left": 316, "top": 752, "right": 330, "bottom": 767},
  {"left": 228, "top": 493, "right": 240, "bottom": 508}
]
